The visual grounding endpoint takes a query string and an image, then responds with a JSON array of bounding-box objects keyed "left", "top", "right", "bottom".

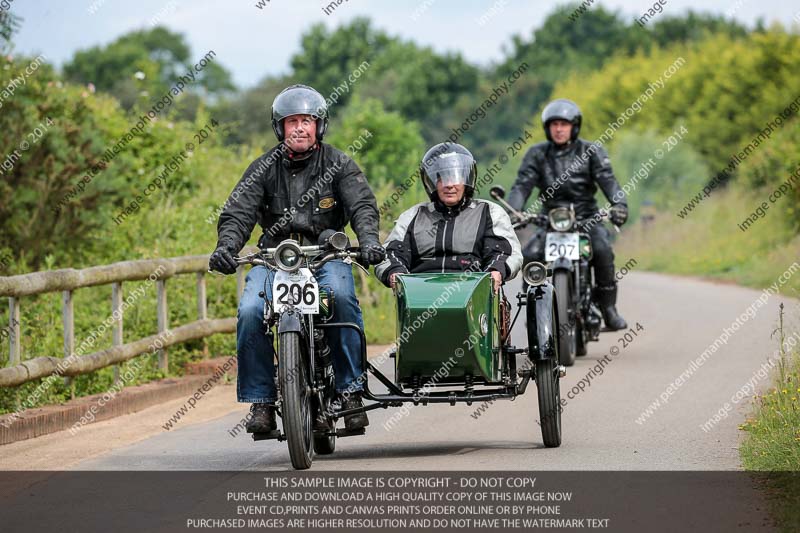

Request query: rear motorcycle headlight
[{"left": 548, "top": 207, "right": 575, "bottom": 231}]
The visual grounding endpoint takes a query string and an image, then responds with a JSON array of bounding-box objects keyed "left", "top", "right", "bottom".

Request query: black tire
[
  {"left": 313, "top": 434, "right": 336, "bottom": 455},
  {"left": 278, "top": 331, "right": 314, "bottom": 470},
  {"left": 553, "top": 270, "right": 576, "bottom": 367},
  {"left": 535, "top": 357, "right": 562, "bottom": 448},
  {"left": 313, "top": 403, "right": 336, "bottom": 455},
  {"left": 576, "top": 323, "right": 588, "bottom": 356}
]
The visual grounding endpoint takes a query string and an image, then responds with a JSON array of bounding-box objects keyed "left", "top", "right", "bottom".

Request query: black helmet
[
  {"left": 271, "top": 84, "right": 329, "bottom": 142},
  {"left": 541, "top": 98, "right": 581, "bottom": 142},
  {"left": 420, "top": 143, "right": 477, "bottom": 200}
]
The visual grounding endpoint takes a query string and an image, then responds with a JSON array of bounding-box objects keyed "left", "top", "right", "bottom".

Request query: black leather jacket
[
  {"left": 508, "top": 139, "right": 627, "bottom": 219},
  {"left": 215, "top": 143, "right": 380, "bottom": 252}
]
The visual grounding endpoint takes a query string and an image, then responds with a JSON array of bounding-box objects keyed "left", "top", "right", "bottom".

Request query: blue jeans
[{"left": 236, "top": 260, "right": 365, "bottom": 403}]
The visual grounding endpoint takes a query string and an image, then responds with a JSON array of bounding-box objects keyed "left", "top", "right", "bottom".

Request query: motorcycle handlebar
[
  {"left": 233, "top": 248, "right": 362, "bottom": 269},
  {"left": 511, "top": 211, "right": 619, "bottom": 232}
]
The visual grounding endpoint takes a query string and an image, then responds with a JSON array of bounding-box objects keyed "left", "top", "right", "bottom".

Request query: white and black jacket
[{"left": 375, "top": 198, "right": 523, "bottom": 287}]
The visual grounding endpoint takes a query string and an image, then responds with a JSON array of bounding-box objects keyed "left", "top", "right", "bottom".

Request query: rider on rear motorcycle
[
  {"left": 376, "top": 143, "right": 522, "bottom": 289},
  {"left": 507, "top": 99, "right": 629, "bottom": 330},
  {"left": 208, "top": 84, "right": 385, "bottom": 434}
]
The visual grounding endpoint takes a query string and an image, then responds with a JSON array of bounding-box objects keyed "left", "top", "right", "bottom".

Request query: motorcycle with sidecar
[{"left": 231, "top": 230, "right": 564, "bottom": 470}]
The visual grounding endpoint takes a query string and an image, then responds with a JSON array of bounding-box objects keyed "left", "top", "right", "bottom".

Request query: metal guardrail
[{"left": 0, "top": 252, "right": 252, "bottom": 388}]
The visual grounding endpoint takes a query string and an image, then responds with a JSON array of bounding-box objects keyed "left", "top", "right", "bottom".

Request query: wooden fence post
[
  {"left": 157, "top": 279, "right": 168, "bottom": 372},
  {"left": 112, "top": 282, "right": 123, "bottom": 383},
  {"left": 196, "top": 272, "right": 208, "bottom": 358},
  {"left": 62, "top": 290, "right": 74, "bottom": 392},
  {"left": 8, "top": 297, "right": 20, "bottom": 366}
]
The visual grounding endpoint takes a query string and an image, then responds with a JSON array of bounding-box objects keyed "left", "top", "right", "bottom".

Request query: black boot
[
  {"left": 594, "top": 285, "right": 627, "bottom": 331},
  {"left": 245, "top": 403, "right": 276, "bottom": 433},
  {"left": 342, "top": 392, "right": 369, "bottom": 431}
]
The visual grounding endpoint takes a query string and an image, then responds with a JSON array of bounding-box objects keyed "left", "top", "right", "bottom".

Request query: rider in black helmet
[
  {"left": 270, "top": 84, "right": 329, "bottom": 152},
  {"left": 507, "top": 99, "right": 629, "bottom": 330},
  {"left": 209, "top": 84, "right": 385, "bottom": 434}
]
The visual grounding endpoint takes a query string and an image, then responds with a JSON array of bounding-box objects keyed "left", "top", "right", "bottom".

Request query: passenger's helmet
[
  {"left": 420, "top": 143, "right": 478, "bottom": 200},
  {"left": 271, "top": 84, "right": 328, "bottom": 142},
  {"left": 541, "top": 98, "right": 581, "bottom": 143}
]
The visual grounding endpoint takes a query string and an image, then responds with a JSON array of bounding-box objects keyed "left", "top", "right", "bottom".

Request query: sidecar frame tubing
[{"left": 315, "top": 322, "right": 531, "bottom": 415}]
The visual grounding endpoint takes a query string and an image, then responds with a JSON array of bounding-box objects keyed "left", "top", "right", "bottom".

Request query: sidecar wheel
[
  {"left": 535, "top": 358, "right": 562, "bottom": 448},
  {"left": 553, "top": 271, "right": 576, "bottom": 367},
  {"left": 279, "top": 331, "right": 314, "bottom": 470}
]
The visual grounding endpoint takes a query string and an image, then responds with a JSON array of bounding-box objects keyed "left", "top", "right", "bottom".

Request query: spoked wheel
[
  {"left": 278, "top": 331, "right": 314, "bottom": 469},
  {"left": 553, "top": 270, "right": 576, "bottom": 367}
]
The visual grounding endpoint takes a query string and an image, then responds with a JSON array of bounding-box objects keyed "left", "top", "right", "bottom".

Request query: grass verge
[
  {"left": 738, "top": 305, "right": 800, "bottom": 531},
  {"left": 618, "top": 188, "right": 800, "bottom": 529}
]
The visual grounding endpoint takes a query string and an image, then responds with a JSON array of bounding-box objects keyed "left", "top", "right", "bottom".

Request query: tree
[
  {"left": 211, "top": 75, "right": 294, "bottom": 146},
  {"left": 325, "top": 96, "right": 425, "bottom": 189},
  {"left": 649, "top": 12, "right": 747, "bottom": 47},
  {"left": 0, "top": 8, "right": 21, "bottom": 53},
  {"left": 63, "top": 27, "right": 233, "bottom": 109},
  {"left": 290, "top": 18, "right": 392, "bottom": 109},
  {"left": 554, "top": 29, "right": 800, "bottom": 180}
]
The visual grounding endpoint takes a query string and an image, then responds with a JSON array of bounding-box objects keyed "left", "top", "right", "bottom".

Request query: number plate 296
[
  {"left": 545, "top": 232, "right": 580, "bottom": 261},
  {"left": 272, "top": 268, "right": 319, "bottom": 314}
]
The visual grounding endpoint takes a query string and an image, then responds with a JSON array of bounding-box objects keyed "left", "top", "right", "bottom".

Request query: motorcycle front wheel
[
  {"left": 553, "top": 270, "right": 576, "bottom": 366},
  {"left": 278, "top": 331, "right": 314, "bottom": 469}
]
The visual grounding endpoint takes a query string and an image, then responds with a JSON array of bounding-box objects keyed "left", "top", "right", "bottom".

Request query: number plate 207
[
  {"left": 272, "top": 268, "right": 319, "bottom": 314},
  {"left": 545, "top": 232, "right": 580, "bottom": 261}
]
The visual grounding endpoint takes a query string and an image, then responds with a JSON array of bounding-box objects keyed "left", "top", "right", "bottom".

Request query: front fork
[{"left": 579, "top": 259, "right": 602, "bottom": 340}]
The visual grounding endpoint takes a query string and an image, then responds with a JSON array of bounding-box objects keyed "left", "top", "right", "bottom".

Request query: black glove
[
  {"left": 360, "top": 241, "right": 386, "bottom": 266},
  {"left": 209, "top": 243, "right": 238, "bottom": 275},
  {"left": 609, "top": 205, "right": 628, "bottom": 227}
]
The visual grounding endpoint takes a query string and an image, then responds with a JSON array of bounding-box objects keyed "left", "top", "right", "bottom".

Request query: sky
[{"left": 7, "top": 0, "right": 799, "bottom": 90}]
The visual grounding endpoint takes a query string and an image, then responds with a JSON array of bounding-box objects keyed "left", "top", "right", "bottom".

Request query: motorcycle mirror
[
  {"left": 489, "top": 185, "right": 523, "bottom": 218},
  {"left": 328, "top": 231, "right": 350, "bottom": 251},
  {"left": 489, "top": 185, "right": 506, "bottom": 200}
]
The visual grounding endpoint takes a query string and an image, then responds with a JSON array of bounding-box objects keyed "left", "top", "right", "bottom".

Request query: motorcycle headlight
[
  {"left": 522, "top": 261, "right": 548, "bottom": 286},
  {"left": 275, "top": 240, "right": 303, "bottom": 272},
  {"left": 548, "top": 207, "right": 575, "bottom": 231}
]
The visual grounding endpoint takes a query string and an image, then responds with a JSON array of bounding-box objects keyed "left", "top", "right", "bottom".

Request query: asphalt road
[{"left": 73, "top": 271, "right": 794, "bottom": 472}]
